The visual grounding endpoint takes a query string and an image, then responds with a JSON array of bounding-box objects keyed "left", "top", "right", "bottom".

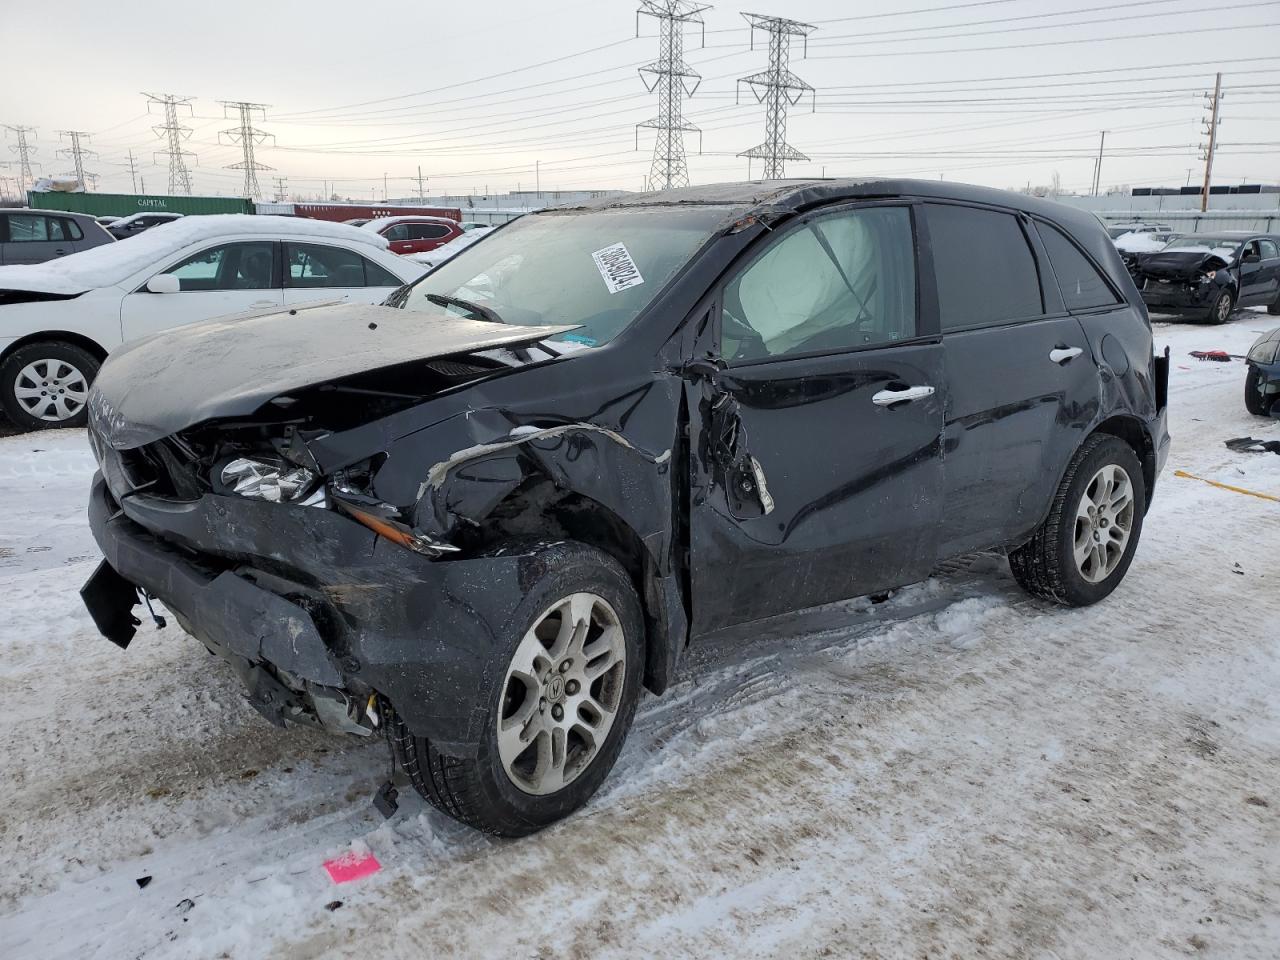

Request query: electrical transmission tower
[
  {"left": 144, "top": 93, "right": 197, "bottom": 195},
  {"left": 272, "top": 175, "right": 288, "bottom": 202},
  {"left": 736, "top": 13, "right": 817, "bottom": 180},
  {"left": 635, "top": 0, "right": 711, "bottom": 191},
  {"left": 3, "top": 124, "right": 39, "bottom": 186},
  {"left": 219, "top": 101, "right": 275, "bottom": 199},
  {"left": 122, "top": 149, "right": 140, "bottom": 193},
  {"left": 411, "top": 165, "right": 429, "bottom": 201},
  {"left": 1199, "top": 72, "right": 1224, "bottom": 213},
  {"left": 57, "top": 130, "right": 98, "bottom": 190}
]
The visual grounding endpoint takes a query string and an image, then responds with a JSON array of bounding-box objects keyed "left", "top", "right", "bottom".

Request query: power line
[
  {"left": 636, "top": 0, "right": 711, "bottom": 190},
  {"left": 737, "top": 13, "right": 816, "bottom": 179},
  {"left": 56, "top": 130, "right": 98, "bottom": 190},
  {"left": 219, "top": 101, "right": 275, "bottom": 198},
  {"left": 145, "top": 92, "right": 198, "bottom": 196}
]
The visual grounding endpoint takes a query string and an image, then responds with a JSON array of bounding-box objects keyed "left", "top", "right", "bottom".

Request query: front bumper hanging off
[{"left": 80, "top": 473, "right": 531, "bottom": 754}]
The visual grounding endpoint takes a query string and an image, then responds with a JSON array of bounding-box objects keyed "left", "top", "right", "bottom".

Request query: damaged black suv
[{"left": 81, "top": 180, "right": 1170, "bottom": 836}]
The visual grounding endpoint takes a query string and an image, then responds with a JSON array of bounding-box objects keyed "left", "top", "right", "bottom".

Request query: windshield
[
  {"left": 1161, "top": 236, "right": 1241, "bottom": 259},
  {"left": 391, "top": 206, "right": 731, "bottom": 346}
]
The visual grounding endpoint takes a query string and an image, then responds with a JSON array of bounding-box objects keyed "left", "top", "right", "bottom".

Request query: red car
[{"left": 364, "top": 216, "right": 463, "bottom": 255}]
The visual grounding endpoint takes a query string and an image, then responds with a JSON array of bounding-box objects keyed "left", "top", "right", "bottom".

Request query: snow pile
[
  {"left": 406, "top": 229, "right": 490, "bottom": 268},
  {"left": 1113, "top": 231, "right": 1167, "bottom": 254},
  {"left": 0, "top": 215, "right": 390, "bottom": 296}
]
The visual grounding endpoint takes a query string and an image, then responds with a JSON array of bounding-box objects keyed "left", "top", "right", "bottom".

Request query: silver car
[{"left": 0, "top": 209, "right": 114, "bottom": 265}]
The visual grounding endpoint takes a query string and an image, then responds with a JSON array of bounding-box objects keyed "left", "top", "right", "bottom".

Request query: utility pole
[
  {"left": 1199, "top": 72, "right": 1223, "bottom": 213},
  {"left": 411, "top": 165, "right": 428, "bottom": 201},
  {"left": 636, "top": 0, "right": 711, "bottom": 191},
  {"left": 56, "top": 130, "right": 98, "bottom": 190},
  {"left": 536, "top": 159, "right": 540, "bottom": 198},
  {"left": 123, "top": 149, "right": 139, "bottom": 193},
  {"left": 272, "top": 175, "right": 288, "bottom": 202},
  {"left": 737, "top": 13, "right": 817, "bottom": 180},
  {"left": 144, "top": 93, "right": 197, "bottom": 195},
  {"left": 220, "top": 101, "right": 274, "bottom": 199},
  {"left": 2, "top": 124, "right": 39, "bottom": 187},
  {"left": 383, "top": 171, "right": 388, "bottom": 200},
  {"left": 1091, "top": 130, "right": 1107, "bottom": 197}
]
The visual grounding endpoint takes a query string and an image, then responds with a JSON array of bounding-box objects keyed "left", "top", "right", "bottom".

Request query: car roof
[
  {"left": 7, "top": 207, "right": 100, "bottom": 221},
  {"left": 1170, "top": 232, "right": 1280, "bottom": 242},
  {"left": 363, "top": 215, "right": 459, "bottom": 231}
]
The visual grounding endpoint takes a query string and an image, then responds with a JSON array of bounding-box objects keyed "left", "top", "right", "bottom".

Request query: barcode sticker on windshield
[{"left": 592, "top": 242, "right": 645, "bottom": 295}]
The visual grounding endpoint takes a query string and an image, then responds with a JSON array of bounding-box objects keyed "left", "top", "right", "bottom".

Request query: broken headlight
[{"left": 219, "top": 457, "right": 320, "bottom": 504}]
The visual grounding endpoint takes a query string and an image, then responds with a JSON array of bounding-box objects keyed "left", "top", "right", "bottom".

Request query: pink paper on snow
[{"left": 323, "top": 852, "right": 381, "bottom": 884}]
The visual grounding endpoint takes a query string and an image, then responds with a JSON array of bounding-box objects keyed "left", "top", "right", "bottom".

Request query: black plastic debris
[
  {"left": 136, "top": 876, "right": 152, "bottom": 889},
  {"left": 1226, "top": 437, "right": 1280, "bottom": 455},
  {"left": 373, "top": 781, "right": 399, "bottom": 819},
  {"left": 325, "top": 900, "right": 344, "bottom": 912}
]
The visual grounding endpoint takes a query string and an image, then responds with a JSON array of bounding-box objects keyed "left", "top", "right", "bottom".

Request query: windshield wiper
[{"left": 425, "top": 293, "right": 504, "bottom": 324}]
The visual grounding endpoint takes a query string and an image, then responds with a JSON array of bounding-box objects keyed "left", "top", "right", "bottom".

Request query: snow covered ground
[{"left": 1, "top": 312, "right": 1277, "bottom": 959}]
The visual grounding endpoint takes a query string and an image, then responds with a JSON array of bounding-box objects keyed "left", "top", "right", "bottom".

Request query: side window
[
  {"left": 722, "top": 206, "right": 917, "bottom": 361},
  {"left": 408, "top": 223, "right": 452, "bottom": 241},
  {"left": 364, "top": 258, "right": 402, "bottom": 287},
  {"left": 1036, "top": 222, "right": 1121, "bottom": 312},
  {"left": 8, "top": 214, "right": 52, "bottom": 242},
  {"left": 926, "top": 204, "right": 1043, "bottom": 331},
  {"left": 383, "top": 224, "right": 410, "bottom": 242},
  {"left": 63, "top": 218, "right": 84, "bottom": 241},
  {"left": 1260, "top": 239, "right": 1279, "bottom": 260},
  {"left": 165, "top": 242, "right": 275, "bottom": 291},
  {"left": 286, "top": 242, "right": 368, "bottom": 288}
]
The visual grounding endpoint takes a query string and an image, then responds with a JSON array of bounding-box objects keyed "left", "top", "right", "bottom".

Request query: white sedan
[{"left": 0, "top": 215, "right": 425, "bottom": 431}]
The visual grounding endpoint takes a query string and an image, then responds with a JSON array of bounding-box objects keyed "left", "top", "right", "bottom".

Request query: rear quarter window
[
  {"left": 925, "top": 204, "right": 1043, "bottom": 331},
  {"left": 1036, "top": 222, "right": 1121, "bottom": 312}
]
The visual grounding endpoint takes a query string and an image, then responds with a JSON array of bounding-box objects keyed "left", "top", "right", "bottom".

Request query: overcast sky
[{"left": 2, "top": 0, "right": 1278, "bottom": 201}]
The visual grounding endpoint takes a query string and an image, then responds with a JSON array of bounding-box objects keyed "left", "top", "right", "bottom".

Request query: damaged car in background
[
  {"left": 1127, "top": 232, "right": 1280, "bottom": 323},
  {"left": 81, "top": 179, "right": 1170, "bottom": 836}
]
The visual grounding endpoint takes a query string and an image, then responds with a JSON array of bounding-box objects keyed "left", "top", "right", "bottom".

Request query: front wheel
[
  {"left": 1208, "top": 290, "right": 1234, "bottom": 325},
  {"left": 0, "top": 341, "right": 100, "bottom": 431},
  {"left": 1245, "top": 365, "right": 1275, "bottom": 417},
  {"left": 391, "top": 541, "right": 644, "bottom": 836},
  {"left": 1010, "top": 434, "right": 1146, "bottom": 607}
]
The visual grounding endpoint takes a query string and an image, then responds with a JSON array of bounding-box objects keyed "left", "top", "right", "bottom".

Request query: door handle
[
  {"left": 872, "top": 384, "right": 935, "bottom": 406},
  {"left": 53, "top": 249, "right": 68, "bottom": 256},
  {"left": 1049, "top": 346, "right": 1084, "bottom": 364},
  {"left": 250, "top": 300, "right": 276, "bottom": 307}
]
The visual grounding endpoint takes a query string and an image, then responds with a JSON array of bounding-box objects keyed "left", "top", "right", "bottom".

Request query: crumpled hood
[
  {"left": 89, "top": 301, "right": 576, "bottom": 449},
  {"left": 1135, "top": 251, "right": 1233, "bottom": 280}
]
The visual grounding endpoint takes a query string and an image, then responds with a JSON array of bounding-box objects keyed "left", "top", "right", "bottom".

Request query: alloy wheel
[
  {"left": 497, "top": 592, "right": 627, "bottom": 796},
  {"left": 1217, "top": 295, "right": 1232, "bottom": 322},
  {"left": 13, "top": 359, "right": 89, "bottom": 422},
  {"left": 1073, "top": 464, "right": 1135, "bottom": 583}
]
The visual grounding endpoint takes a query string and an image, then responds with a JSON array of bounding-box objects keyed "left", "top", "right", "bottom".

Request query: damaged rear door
[{"left": 687, "top": 202, "right": 944, "bottom": 633}]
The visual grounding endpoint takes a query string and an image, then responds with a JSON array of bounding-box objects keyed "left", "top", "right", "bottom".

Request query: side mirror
[{"left": 146, "top": 274, "right": 181, "bottom": 294}]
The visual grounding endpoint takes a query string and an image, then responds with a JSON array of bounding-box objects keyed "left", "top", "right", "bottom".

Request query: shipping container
[
  {"left": 288, "top": 202, "right": 463, "bottom": 223},
  {"left": 24, "top": 191, "right": 253, "bottom": 217}
]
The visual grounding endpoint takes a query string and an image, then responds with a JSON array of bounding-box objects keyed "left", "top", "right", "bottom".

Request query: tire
[
  {"left": 1245, "top": 365, "right": 1275, "bottom": 417},
  {"left": 1268, "top": 297, "right": 1280, "bottom": 316},
  {"left": 1009, "top": 434, "right": 1146, "bottom": 607},
  {"left": 0, "top": 341, "right": 100, "bottom": 431},
  {"left": 390, "top": 540, "right": 645, "bottom": 836},
  {"left": 1207, "top": 289, "right": 1233, "bottom": 325}
]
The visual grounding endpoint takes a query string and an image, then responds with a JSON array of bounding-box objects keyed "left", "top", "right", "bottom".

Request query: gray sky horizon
[{"left": 2, "top": 0, "right": 1278, "bottom": 201}]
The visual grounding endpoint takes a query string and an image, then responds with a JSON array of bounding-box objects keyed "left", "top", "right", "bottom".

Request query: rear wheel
[
  {"left": 1268, "top": 296, "right": 1280, "bottom": 316},
  {"left": 1245, "top": 365, "right": 1275, "bottom": 417},
  {"left": 1010, "top": 434, "right": 1146, "bottom": 607},
  {"left": 0, "top": 341, "right": 100, "bottom": 431},
  {"left": 390, "top": 541, "right": 644, "bottom": 836},
  {"left": 1208, "top": 290, "right": 1234, "bottom": 325}
]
